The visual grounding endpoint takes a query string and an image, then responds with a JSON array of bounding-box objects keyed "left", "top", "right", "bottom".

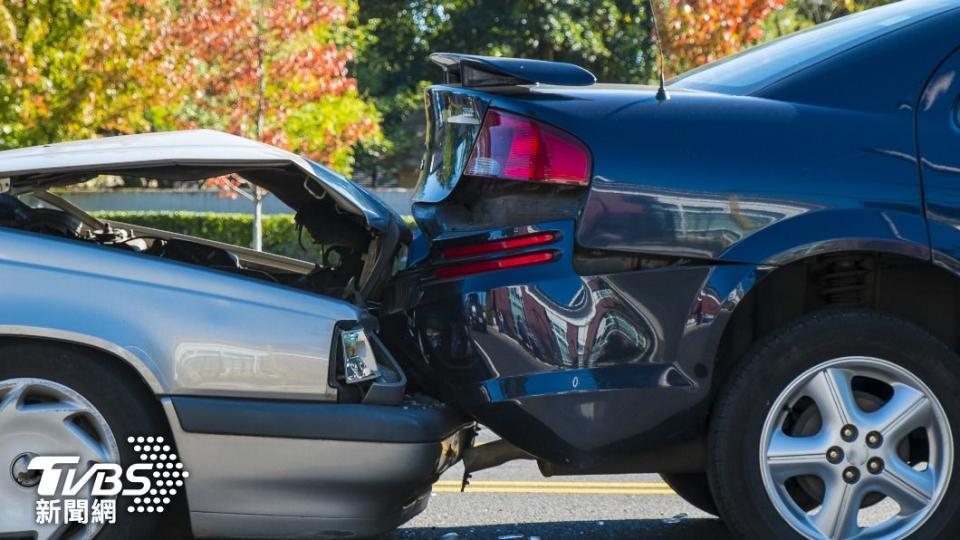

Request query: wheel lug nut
[
  {"left": 867, "top": 457, "right": 885, "bottom": 475},
  {"left": 843, "top": 466, "right": 860, "bottom": 484},
  {"left": 826, "top": 446, "right": 844, "bottom": 464},
  {"left": 841, "top": 424, "right": 859, "bottom": 442},
  {"left": 866, "top": 431, "right": 883, "bottom": 448}
]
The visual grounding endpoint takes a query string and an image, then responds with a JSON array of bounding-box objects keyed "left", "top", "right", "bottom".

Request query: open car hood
[{"left": 0, "top": 129, "right": 402, "bottom": 238}]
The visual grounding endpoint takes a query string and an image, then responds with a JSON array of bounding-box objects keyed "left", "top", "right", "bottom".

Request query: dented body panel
[{"left": 398, "top": 3, "right": 960, "bottom": 472}]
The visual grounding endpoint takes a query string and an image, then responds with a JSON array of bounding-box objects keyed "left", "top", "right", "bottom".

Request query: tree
[
  {"left": 158, "top": 0, "right": 381, "bottom": 249},
  {"left": 0, "top": 0, "right": 167, "bottom": 149},
  {"left": 1, "top": 0, "right": 381, "bottom": 251},
  {"left": 654, "top": 0, "right": 788, "bottom": 78},
  {"left": 355, "top": 0, "right": 658, "bottom": 187},
  {"left": 161, "top": 0, "right": 379, "bottom": 172}
]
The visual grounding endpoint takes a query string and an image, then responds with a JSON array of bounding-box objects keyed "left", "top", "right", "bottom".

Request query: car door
[{"left": 919, "top": 48, "right": 960, "bottom": 272}]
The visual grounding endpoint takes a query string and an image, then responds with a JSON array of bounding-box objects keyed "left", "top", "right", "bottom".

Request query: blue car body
[
  {"left": 386, "top": 0, "right": 960, "bottom": 472},
  {"left": 2, "top": 2, "right": 959, "bottom": 537}
]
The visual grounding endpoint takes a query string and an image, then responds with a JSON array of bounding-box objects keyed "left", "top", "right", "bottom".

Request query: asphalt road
[{"left": 384, "top": 429, "right": 732, "bottom": 540}]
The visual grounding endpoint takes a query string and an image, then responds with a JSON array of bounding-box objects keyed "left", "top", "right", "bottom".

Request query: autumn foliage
[
  {"left": 0, "top": 0, "right": 166, "bottom": 147},
  {"left": 656, "top": 0, "right": 788, "bottom": 77},
  {"left": 4, "top": 0, "right": 876, "bottom": 179},
  {"left": 0, "top": 0, "right": 379, "bottom": 175},
  {"left": 163, "top": 0, "right": 380, "bottom": 172}
]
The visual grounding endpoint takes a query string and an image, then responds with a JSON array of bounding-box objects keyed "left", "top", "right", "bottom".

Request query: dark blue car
[{"left": 384, "top": 1, "right": 960, "bottom": 538}]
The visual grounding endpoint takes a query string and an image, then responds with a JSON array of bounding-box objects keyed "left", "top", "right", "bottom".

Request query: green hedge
[
  {"left": 91, "top": 211, "right": 418, "bottom": 261},
  {"left": 92, "top": 211, "right": 325, "bottom": 260}
]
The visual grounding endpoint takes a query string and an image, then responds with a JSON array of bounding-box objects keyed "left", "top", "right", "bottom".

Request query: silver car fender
[{"left": 0, "top": 227, "right": 360, "bottom": 400}]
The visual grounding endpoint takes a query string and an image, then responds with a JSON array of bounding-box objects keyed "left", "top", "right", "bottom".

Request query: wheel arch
[
  {"left": 0, "top": 326, "right": 165, "bottom": 395},
  {"left": 718, "top": 208, "right": 930, "bottom": 266},
  {"left": 0, "top": 330, "right": 193, "bottom": 535},
  {"left": 711, "top": 250, "right": 960, "bottom": 396}
]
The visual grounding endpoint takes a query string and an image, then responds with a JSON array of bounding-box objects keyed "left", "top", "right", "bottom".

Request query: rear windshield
[{"left": 670, "top": 0, "right": 958, "bottom": 95}]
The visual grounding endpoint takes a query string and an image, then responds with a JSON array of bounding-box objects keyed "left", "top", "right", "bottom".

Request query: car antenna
[{"left": 646, "top": 0, "right": 670, "bottom": 101}]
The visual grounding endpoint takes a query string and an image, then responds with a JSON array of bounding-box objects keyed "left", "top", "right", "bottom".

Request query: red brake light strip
[
  {"left": 441, "top": 232, "right": 558, "bottom": 259},
  {"left": 435, "top": 251, "right": 556, "bottom": 279}
]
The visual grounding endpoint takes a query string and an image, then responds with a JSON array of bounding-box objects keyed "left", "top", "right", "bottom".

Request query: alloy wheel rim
[
  {"left": 759, "top": 356, "right": 953, "bottom": 540},
  {"left": 0, "top": 378, "right": 120, "bottom": 540}
]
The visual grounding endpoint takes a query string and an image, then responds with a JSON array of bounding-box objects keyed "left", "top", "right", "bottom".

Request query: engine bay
[{"left": 0, "top": 192, "right": 365, "bottom": 299}]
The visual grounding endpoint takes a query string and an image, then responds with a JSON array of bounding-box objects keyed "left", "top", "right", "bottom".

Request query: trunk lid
[
  {"left": 0, "top": 130, "right": 410, "bottom": 302},
  {"left": 0, "top": 129, "right": 406, "bottom": 241}
]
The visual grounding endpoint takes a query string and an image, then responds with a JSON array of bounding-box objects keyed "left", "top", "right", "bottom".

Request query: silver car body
[
  {"left": 0, "top": 131, "right": 468, "bottom": 538},
  {"left": 0, "top": 130, "right": 365, "bottom": 401},
  {"left": 0, "top": 225, "right": 352, "bottom": 400}
]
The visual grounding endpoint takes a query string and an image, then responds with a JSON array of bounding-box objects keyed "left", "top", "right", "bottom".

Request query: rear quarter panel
[
  {"left": 488, "top": 11, "right": 960, "bottom": 267},
  {"left": 400, "top": 11, "right": 960, "bottom": 469},
  {"left": 502, "top": 88, "right": 927, "bottom": 264}
]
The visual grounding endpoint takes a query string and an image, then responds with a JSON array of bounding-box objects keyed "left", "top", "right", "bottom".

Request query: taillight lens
[
  {"left": 441, "top": 232, "right": 558, "bottom": 259},
  {"left": 435, "top": 251, "right": 556, "bottom": 279},
  {"left": 464, "top": 109, "right": 591, "bottom": 185}
]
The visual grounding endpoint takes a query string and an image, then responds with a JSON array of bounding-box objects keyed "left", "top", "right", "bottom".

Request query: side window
[{"left": 918, "top": 48, "right": 960, "bottom": 269}]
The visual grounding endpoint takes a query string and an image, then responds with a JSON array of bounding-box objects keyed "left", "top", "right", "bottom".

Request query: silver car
[{"left": 0, "top": 130, "right": 473, "bottom": 539}]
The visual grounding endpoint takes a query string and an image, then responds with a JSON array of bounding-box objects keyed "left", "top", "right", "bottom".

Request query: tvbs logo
[
  {"left": 28, "top": 436, "right": 189, "bottom": 526},
  {"left": 31, "top": 456, "right": 152, "bottom": 498}
]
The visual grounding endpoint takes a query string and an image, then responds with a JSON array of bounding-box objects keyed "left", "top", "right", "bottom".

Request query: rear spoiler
[{"left": 429, "top": 52, "right": 596, "bottom": 88}]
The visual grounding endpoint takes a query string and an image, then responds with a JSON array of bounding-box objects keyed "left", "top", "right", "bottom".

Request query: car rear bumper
[
  {"left": 162, "top": 397, "right": 473, "bottom": 538},
  {"left": 405, "top": 272, "right": 715, "bottom": 471},
  {"left": 389, "top": 219, "right": 764, "bottom": 472}
]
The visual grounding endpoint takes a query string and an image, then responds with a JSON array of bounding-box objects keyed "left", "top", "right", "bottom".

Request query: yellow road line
[
  {"left": 432, "top": 486, "right": 676, "bottom": 495},
  {"left": 434, "top": 480, "right": 671, "bottom": 488}
]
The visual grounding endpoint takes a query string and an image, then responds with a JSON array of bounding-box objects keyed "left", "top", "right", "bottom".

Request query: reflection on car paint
[
  {"left": 409, "top": 254, "right": 759, "bottom": 464},
  {"left": 918, "top": 54, "right": 960, "bottom": 275},
  {"left": 580, "top": 179, "right": 813, "bottom": 259},
  {"left": 415, "top": 89, "right": 490, "bottom": 203},
  {"left": 174, "top": 342, "right": 325, "bottom": 393},
  {"left": 471, "top": 277, "right": 655, "bottom": 372}
]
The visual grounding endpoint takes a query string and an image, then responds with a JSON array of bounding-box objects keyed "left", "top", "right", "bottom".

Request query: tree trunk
[{"left": 252, "top": 187, "right": 263, "bottom": 251}]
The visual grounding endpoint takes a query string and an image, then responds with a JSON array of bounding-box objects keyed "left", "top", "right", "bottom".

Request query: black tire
[
  {"left": 660, "top": 472, "right": 719, "bottom": 516},
  {"left": 708, "top": 309, "right": 960, "bottom": 540},
  {"left": 0, "top": 340, "right": 190, "bottom": 539}
]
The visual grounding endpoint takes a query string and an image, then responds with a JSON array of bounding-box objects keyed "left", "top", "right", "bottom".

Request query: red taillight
[
  {"left": 435, "top": 251, "right": 556, "bottom": 279},
  {"left": 441, "top": 232, "right": 558, "bottom": 259},
  {"left": 464, "top": 109, "right": 591, "bottom": 185}
]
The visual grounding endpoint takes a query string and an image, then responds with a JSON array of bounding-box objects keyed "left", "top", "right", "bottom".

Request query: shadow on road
[{"left": 386, "top": 518, "right": 732, "bottom": 539}]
